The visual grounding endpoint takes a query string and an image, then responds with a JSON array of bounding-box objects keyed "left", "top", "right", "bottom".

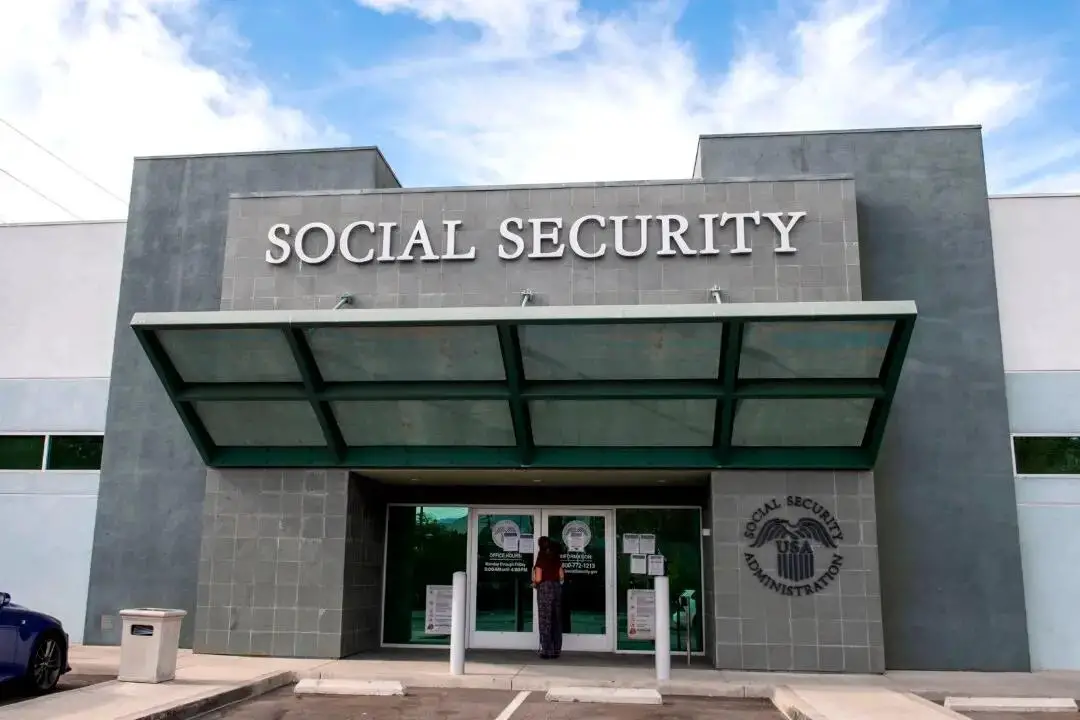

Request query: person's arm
[
  {"left": 558, "top": 565, "right": 566, "bottom": 583},
  {"left": 532, "top": 565, "right": 542, "bottom": 586}
]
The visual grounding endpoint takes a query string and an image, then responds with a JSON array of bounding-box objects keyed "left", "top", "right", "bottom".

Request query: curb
[
  {"left": 770, "top": 687, "right": 831, "bottom": 720},
  {"left": 306, "top": 671, "right": 775, "bottom": 698},
  {"left": 944, "top": 697, "right": 1079, "bottom": 713},
  {"left": 118, "top": 670, "right": 295, "bottom": 720}
]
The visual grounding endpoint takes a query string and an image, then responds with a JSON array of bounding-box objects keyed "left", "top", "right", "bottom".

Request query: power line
[
  {"left": 0, "top": 116, "right": 128, "bottom": 207},
  {"left": 0, "top": 165, "right": 82, "bottom": 220}
]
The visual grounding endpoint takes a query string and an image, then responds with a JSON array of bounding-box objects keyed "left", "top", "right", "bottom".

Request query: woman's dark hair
[{"left": 535, "top": 536, "right": 560, "bottom": 564}]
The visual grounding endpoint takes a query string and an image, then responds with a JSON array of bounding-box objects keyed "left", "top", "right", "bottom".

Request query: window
[
  {"left": 0, "top": 435, "right": 46, "bottom": 469},
  {"left": 1014, "top": 436, "right": 1080, "bottom": 475},
  {"left": 0, "top": 434, "right": 105, "bottom": 471},
  {"left": 382, "top": 506, "right": 469, "bottom": 645},
  {"left": 46, "top": 435, "right": 105, "bottom": 470}
]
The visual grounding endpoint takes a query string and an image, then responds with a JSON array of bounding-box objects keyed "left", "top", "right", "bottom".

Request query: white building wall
[
  {"left": 0, "top": 220, "right": 124, "bottom": 642},
  {"left": 990, "top": 194, "right": 1080, "bottom": 670}
]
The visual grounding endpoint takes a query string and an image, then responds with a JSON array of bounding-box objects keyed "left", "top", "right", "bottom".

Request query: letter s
[
  {"left": 499, "top": 217, "right": 525, "bottom": 260},
  {"left": 266, "top": 223, "right": 291, "bottom": 264}
]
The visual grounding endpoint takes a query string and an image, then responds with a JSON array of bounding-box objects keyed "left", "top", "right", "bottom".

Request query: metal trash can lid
[{"left": 119, "top": 608, "right": 188, "bottom": 619}]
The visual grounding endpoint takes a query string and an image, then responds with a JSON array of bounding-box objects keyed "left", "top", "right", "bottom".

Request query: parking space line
[{"left": 494, "top": 690, "right": 531, "bottom": 720}]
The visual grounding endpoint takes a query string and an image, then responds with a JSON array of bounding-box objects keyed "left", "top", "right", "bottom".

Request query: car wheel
[{"left": 24, "top": 632, "right": 64, "bottom": 694}]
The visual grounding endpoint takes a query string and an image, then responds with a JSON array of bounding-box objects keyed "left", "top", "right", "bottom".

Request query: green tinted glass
[
  {"left": 156, "top": 328, "right": 300, "bottom": 383},
  {"left": 0, "top": 435, "right": 45, "bottom": 469},
  {"left": 382, "top": 506, "right": 469, "bottom": 645},
  {"left": 194, "top": 401, "right": 325, "bottom": 446},
  {"left": 46, "top": 435, "right": 104, "bottom": 470},
  {"left": 1014, "top": 436, "right": 1080, "bottom": 475},
  {"left": 732, "top": 398, "right": 874, "bottom": 447},
  {"left": 530, "top": 399, "right": 716, "bottom": 446},
  {"left": 548, "top": 514, "right": 607, "bottom": 636},
  {"left": 739, "top": 320, "right": 893, "bottom": 379},
  {"left": 519, "top": 322, "right": 724, "bottom": 381},
  {"left": 474, "top": 513, "right": 535, "bottom": 633},
  {"left": 306, "top": 325, "right": 506, "bottom": 382},
  {"left": 332, "top": 400, "right": 516, "bottom": 446},
  {"left": 615, "top": 508, "right": 703, "bottom": 652}
]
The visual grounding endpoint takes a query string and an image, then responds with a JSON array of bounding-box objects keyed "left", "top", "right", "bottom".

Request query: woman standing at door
[{"left": 532, "top": 536, "right": 565, "bottom": 659}]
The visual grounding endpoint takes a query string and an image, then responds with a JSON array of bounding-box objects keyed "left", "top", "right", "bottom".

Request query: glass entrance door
[
  {"left": 467, "top": 508, "right": 615, "bottom": 652},
  {"left": 542, "top": 509, "right": 614, "bottom": 652},
  {"left": 468, "top": 509, "right": 541, "bottom": 650}
]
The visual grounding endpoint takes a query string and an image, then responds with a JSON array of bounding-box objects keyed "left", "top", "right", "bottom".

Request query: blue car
[{"left": 0, "top": 591, "right": 71, "bottom": 694}]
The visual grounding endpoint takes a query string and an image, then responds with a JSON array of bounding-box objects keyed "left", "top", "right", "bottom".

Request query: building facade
[
  {"left": 990, "top": 193, "right": 1080, "bottom": 671},
  {"left": 1, "top": 126, "right": 1073, "bottom": 672},
  {"left": 0, "top": 219, "right": 124, "bottom": 642}
]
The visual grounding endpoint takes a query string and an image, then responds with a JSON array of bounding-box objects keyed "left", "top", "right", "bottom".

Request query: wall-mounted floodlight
[
  {"left": 707, "top": 286, "right": 723, "bottom": 304},
  {"left": 520, "top": 289, "right": 535, "bottom": 307},
  {"left": 333, "top": 293, "right": 354, "bottom": 310}
]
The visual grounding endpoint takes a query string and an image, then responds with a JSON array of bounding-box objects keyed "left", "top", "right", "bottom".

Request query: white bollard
[
  {"left": 654, "top": 575, "right": 670, "bottom": 682},
  {"left": 449, "top": 571, "right": 467, "bottom": 675}
]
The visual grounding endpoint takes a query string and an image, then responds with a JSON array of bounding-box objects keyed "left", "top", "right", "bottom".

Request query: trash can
[{"left": 117, "top": 608, "right": 187, "bottom": 683}]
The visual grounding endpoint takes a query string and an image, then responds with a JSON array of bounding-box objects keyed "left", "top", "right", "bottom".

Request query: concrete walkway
[{"left": 7, "top": 645, "right": 1079, "bottom": 720}]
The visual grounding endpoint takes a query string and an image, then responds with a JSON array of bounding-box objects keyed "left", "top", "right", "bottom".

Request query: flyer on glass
[{"left": 424, "top": 584, "right": 454, "bottom": 635}]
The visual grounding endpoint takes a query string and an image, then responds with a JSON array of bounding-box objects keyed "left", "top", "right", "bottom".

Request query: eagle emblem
[{"left": 749, "top": 517, "right": 838, "bottom": 583}]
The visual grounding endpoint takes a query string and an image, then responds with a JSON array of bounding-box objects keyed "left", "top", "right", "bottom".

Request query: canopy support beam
[
  {"left": 283, "top": 328, "right": 347, "bottom": 462},
  {"left": 133, "top": 327, "right": 217, "bottom": 464},
  {"left": 714, "top": 319, "right": 744, "bottom": 463},
  {"left": 497, "top": 324, "right": 536, "bottom": 465}
]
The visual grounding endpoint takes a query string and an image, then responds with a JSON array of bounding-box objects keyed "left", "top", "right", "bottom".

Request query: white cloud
[
  {"left": 0, "top": 0, "right": 342, "bottom": 223},
  {"left": 359, "top": 0, "right": 585, "bottom": 57},
  {"left": 352, "top": 0, "right": 1074, "bottom": 191}
]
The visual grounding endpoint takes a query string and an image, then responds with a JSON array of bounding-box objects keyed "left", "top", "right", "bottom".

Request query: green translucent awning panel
[
  {"left": 520, "top": 323, "right": 725, "bottom": 380},
  {"left": 332, "top": 400, "right": 516, "bottom": 446},
  {"left": 530, "top": 399, "right": 717, "bottom": 447},
  {"left": 194, "top": 400, "right": 325, "bottom": 446},
  {"left": 307, "top": 325, "right": 506, "bottom": 382},
  {"left": 732, "top": 398, "right": 875, "bottom": 447},
  {"left": 131, "top": 301, "right": 917, "bottom": 470},
  {"left": 158, "top": 328, "right": 300, "bottom": 383},
  {"left": 739, "top": 320, "right": 893, "bottom": 379}
]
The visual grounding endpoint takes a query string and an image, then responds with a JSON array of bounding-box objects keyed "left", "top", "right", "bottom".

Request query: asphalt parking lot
[{"left": 201, "top": 686, "right": 783, "bottom": 720}]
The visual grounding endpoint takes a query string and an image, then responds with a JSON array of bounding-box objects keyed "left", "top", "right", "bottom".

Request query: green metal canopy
[{"left": 131, "top": 301, "right": 916, "bottom": 470}]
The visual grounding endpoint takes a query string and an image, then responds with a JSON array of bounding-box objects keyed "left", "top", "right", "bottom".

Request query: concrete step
[
  {"left": 545, "top": 686, "right": 663, "bottom": 705},
  {"left": 294, "top": 679, "right": 406, "bottom": 696},
  {"left": 773, "top": 686, "right": 968, "bottom": 720}
]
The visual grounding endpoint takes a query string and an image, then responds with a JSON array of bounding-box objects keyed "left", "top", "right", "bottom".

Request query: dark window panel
[
  {"left": 1014, "top": 436, "right": 1080, "bottom": 475},
  {"left": 0, "top": 435, "right": 46, "bottom": 470},
  {"left": 382, "top": 506, "right": 469, "bottom": 645},
  {"left": 46, "top": 435, "right": 105, "bottom": 471}
]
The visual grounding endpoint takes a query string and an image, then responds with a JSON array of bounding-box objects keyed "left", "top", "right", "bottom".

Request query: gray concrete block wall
[
  {"left": 697, "top": 127, "right": 1028, "bottom": 670},
  {"left": 341, "top": 474, "right": 386, "bottom": 655},
  {"left": 195, "top": 469, "right": 352, "bottom": 658},
  {"left": 222, "top": 177, "right": 861, "bottom": 312},
  {"left": 710, "top": 470, "right": 882, "bottom": 673},
  {"left": 86, "top": 148, "right": 393, "bottom": 648}
]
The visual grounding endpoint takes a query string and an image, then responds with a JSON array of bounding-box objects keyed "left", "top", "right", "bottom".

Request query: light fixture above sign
[{"left": 263, "top": 211, "right": 806, "bottom": 266}]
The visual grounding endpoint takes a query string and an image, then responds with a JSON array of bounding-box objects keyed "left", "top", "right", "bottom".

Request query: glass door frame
[
  {"left": 541, "top": 508, "right": 616, "bottom": 653},
  {"left": 467, "top": 507, "right": 542, "bottom": 650}
]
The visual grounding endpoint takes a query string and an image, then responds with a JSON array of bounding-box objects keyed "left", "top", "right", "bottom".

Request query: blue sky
[{"left": 1, "top": 0, "right": 1078, "bottom": 221}]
